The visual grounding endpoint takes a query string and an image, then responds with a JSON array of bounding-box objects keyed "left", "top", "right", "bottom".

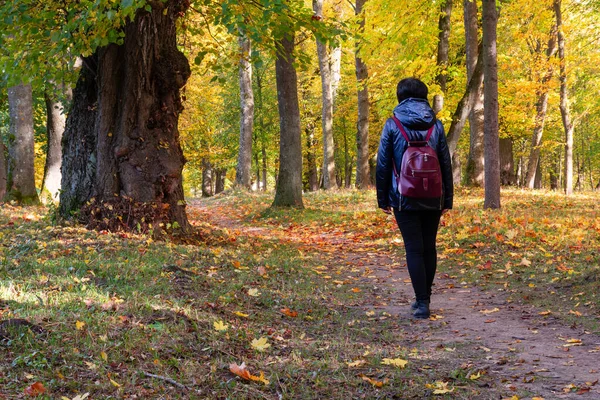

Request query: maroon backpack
[{"left": 391, "top": 116, "right": 443, "bottom": 198}]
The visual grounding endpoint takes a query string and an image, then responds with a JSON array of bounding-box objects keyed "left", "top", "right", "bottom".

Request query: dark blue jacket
[{"left": 376, "top": 98, "right": 453, "bottom": 211}]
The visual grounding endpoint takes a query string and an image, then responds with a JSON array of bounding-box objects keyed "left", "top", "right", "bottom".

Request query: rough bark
[
  {"left": 499, "top": 137, "right": 516, "bottom": 185},
  {"left": 464, "top": 0, "right": 485, "bottom": 187},
  {"left": 272, "top": 32, "right": 304, "bottom": 208},
  {"left": 215, "top": 168, "right": 226, "bottom": 194},
  {"left": 354, "top": 0, "right": 371, "bottom": 189},
  {"left": 433, "top": 0, "right": 453, "bottom": 114},
  {"left": 482, "top": 0, "right": 501, "bottom": 209},
  {"left": 0, "top": 141, "right": 6, "bottom": 200},
  {"left": 6, "top": 83, "right": 39, "bottom": 204},
  {"left": 314, "top": 0, "right": 337, "bottom": 190},
  {"left": 59, "top": 1, "right": 191, "bottom": 230},
  {"left": 554, "top": 0, "right": 574, "bottom": 196},
  {"left": 525, "top": 27, "right": 558, "bottom": 189},
  {"left": 42, "top": 85, "right": 71, "bottom": 203},
  {"left": 235, "top": 33, "right": 254, "bottom": 189}
]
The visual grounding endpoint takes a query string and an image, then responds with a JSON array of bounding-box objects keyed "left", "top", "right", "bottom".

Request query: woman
[{"left": 376, "top": 78, "right": 453, "bottom": 319}]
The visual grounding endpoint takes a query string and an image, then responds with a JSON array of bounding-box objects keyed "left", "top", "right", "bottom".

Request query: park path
[{"left": 189, "top": 199, "right": 600, "bottom": 399}]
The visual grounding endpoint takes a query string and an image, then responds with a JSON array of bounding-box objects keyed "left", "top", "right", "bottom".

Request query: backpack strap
[{"left": 391, "top": 116, "right": 434, "bottom": 144}]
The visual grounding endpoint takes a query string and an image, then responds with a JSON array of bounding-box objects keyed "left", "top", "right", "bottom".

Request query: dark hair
[{"left": 396, "top": 78, "right": 428, "bottom": 103}]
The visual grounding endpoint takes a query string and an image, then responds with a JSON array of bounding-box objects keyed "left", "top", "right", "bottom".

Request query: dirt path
[{"left": 191, "top": 201, "right": 600, "bottom": 399}]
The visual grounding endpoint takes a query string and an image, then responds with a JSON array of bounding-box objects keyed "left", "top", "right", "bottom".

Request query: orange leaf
[
  {"left": 280, "top": 308, "right": 298, "bottom": 318},
  {"left": 24, "top": 382, "right": 46, "bottom": 396},
  {"left": 359, "top": 374, "right": 387, "bottom": 387},
  {"left": 230, "top": 363, "right": 252, "bottom": 380}
]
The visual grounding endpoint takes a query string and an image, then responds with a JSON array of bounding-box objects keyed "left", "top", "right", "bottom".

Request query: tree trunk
[
  {"left": 202, "top": 158, "right": 213, "bottom": 197},
  {"left": 41, "top": 86, "right": 71, "bottom": 203},
  {"left": 452, "top": 152, "right": 462, "bottom": 185},
  {"left": 499, "top": 137, "right": 516, "bottom": 185},
  {"left": 6, "top": 83, "right": 39, "bottom": 204},
  {"left": 482, "top": 0, "right": 501, "bottom": 209},
  {"left": 261, "top": 140, "right": 268, "bottom": 191},
  {"left": 554, "top": 0, "right": 574, "bottom": 196},
  {"left": 0, "top": 141, "right": 6, "bottom": 201},
  {"left": 355, "top": 0, "right": 371, "bottom": 189},
  {"left": 464, "top": 0, "right": 485, "bottom": 187},
  {"left": 305, "top": 124, "right": 319, "bottom": 192},
  {"left": 446, "top": 44, "right": 484, "bottom": 161},
  {"left": 272, "top": 32, "right": 304, "bottom": 208},
  {"left": 433, "top": 0, "right": 453, "bottom": 114},
  {"left": 525, "top": 27, "right": 557, "bottom": 189},
  {"left": 60, "top": 1, "right": 191, "bottom": 231},
  {"left": 235, "top": 33, "right": 254, "bottom": 189},
  {"left": 534, "top": 159, "right": 543, "bottom": 189},
  {"left": 314, "top": 0, "right": 337, "bottom": 190},
  {"left": 215, "top": 168, "right": 226, "bottom": 194},
  {"left": 330, "top": 1, "right": 343, "bottom": 100}
]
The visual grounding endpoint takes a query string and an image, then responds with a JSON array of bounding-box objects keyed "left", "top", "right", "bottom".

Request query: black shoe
[
  {"left": 410, "top": 299, "right": 429, "bottom": 311},
  {"left": 412, "top": 300, "right": 430, "bottom": 319}
]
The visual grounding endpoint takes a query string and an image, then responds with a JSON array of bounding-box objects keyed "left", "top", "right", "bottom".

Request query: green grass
[{"left": 1, "top": 188, "right": 598, "bottom": 398}]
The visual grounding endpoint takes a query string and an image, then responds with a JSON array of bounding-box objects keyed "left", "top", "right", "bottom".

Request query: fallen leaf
[
  {"left": 75, "top": 320, "right": 86, "bottom": 330},
  {"left": 251, "top": 337, "right": 271, "bottom": 352},
  {"left": 359, "top": 374, "right": 387, "bottom": 387},
  {"left": 520, "top": 258, "right": 532, "bottom": 267},
  {"left": 469, "top": 371, "right": 482, "bottom": 380},
  {"left": 24, "top": 382, "right": 46, "bottom": 396},
  {"left": 213, "top": 320, "right": 228, "bottom": 332},
  {"left": 109, "top": 378, "right": 121, "bottom": 387},
  {"left": 256, "top": 266, "right": 267, "bottom": 276},
  {"left": 229, "top": 363, "right": 270, "bottom": 385},
  {"left": 280, "top": 308, "right": 298, "bottom": 317},
  {"left": 425, "top": 381, "right": 454, "bottom": 395},
  {"left": 351, "top": 288, "right": 361, "bottom": 293},
  {"left": 233, "top": 311, "right": 249, "bottom": 318},
  {"left": 100, "top": 351, "right": 108, "bottom": 362},
  {"left": 480, "top": 308, "right": 500, "bottom": 315},
  {"left": 538, "top": 310, "right": 552, "bottom": 316},
  {"left": 247, "top": 288, "right": 260, "bottom": 297},
  {"left": 382, "top": 358, "right": 408, "bottom": 368},
  {"left": 347, "top": 360, "right": 366, "bottom": 367}
]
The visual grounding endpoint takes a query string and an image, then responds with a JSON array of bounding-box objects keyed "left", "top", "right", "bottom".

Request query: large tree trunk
[
  {"left": 354, "top": 0, "right": 371, "bottom": 189},
  {"left": 554, "top": 0, "right": 574, "bottom": 196},
  {"left": 60, "top": 1, "right": 191, "bottom": 231},
  {"left": 0, "top": 141, "right": 6, "bottom": 200},
  {"left": 235, "top": 33, "right": 254, "bottom": 189},
  {"left": 6, "top": 83, "right": 39, "bottom": 204},
  {"left": 41, "top": 85, "right": 71, "bottom": 203},
  {"left": 525, "top": 27, "right": 557, "bottom": 189},
  {"left": 499, "top": 137, "right": 516, "bottom": 185},
  {"left": 433, "top": 0, "right": 453, "bottom": 114},
  {"left": 215, "top": 168, "right": 226, "bottom": 194},
  {"left": 314, "top": 0, "right": 337, "bottom": 190},
  {"left": 330, "top": 1, "right": 343, "bottom": 100},
  {"left": 464, "top": 0, "right": 485, "bottom": 187},
  {"left": 272, "top": 32, "right": 304, "bottom": 208},
  {"left": 482, "top": 0, "right": 501, "bottom": 209}
]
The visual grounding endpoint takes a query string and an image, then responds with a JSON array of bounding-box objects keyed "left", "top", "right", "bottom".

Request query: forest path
[{"left": 189, "top": 199, "right": 599, "bottom": 399}]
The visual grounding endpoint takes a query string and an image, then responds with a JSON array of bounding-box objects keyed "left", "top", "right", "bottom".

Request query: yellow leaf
[
  {"left": 247, "top": 288, "right": 260, "bottom": 297},
  {"left": 480, "top": 308, "right": 500, "bottom": 315},
  {"left": 233, "top": 311, "right": 249, "bottom": 318},
  {"left": 469, "top": 371, "right": 482, "bottom": 380},
  {"left": 109, "top": 378, "right": 121, "bottom": 387},
  {"left": 426, "top": 381, "right": 454, "bottom": 394},
  {"left": 347, "top": 360, "right": 366, "bottom": 367},
  {"left": 251, "top": 337, "right": 271, "bottom": 352},
  {"left": 75, "top": 320, "right": 86, "bottom": 330},
  {"left": 382, "top": 358, "right": 408, "bottom": 368},
  {"left": 100, "top": 351, "right": 108, "bottom": 362},
  {"left": 520, "top": 258, "right": 532, "bottom": 266},
  {"left": 359, "top": 374, "right": 387, "bottom": 387},
  {"left": 531, "top": 397, "right": 545, "bottom": 400},
  {"left": 249, "top": 371, "right": 270, "bottom": 385},
  {"left": 213, "top": 320, "right": 228, "bottom": 332}
]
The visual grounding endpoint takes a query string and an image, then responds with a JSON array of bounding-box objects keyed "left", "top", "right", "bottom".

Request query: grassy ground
[{"left": 0, "top": 188, "right": 598, "bottom": 399}]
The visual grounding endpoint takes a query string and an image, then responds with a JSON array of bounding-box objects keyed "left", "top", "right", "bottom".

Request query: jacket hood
[{"left": 393, "top": 98, "right": 436, "bottom": 130}]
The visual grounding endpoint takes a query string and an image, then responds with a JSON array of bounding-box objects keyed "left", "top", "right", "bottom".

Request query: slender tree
[
  {"left": 235, "top": 32, "right": 255, "bottom": 189},
  {"left": 433, "top": 0, "right": 452, "bottom": 115},
  {"left": 5, "top": 83, "right": 39, "bottom": 204},
  {"left": 554, "top": 0, "right": 574, "bottom": 195},
  {"left": 354, "top": 0, "right": 371, "bottom": 189},
  {"left": 464, "top": 0, "right": 485, "bottom": 187},
  {"left": 525, "top": 26, "right": 558, "bottom": 189},
  {"left": 41, "top": 85, "right": 71, "bottom": 203},
  {"left": 314, "top": 0, "right": 337, "bottom": 190},
  {"left": 482, "top": 0, "right": 501, "bottom": 208},
  {"left": 0, "top": 140, "right": 6, "bottom": 201},
  {"left": 272, "top": 32, "right": 304, "bottom": 208}
]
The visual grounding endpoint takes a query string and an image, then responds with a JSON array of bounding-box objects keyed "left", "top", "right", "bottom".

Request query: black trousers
[{"left": 393, "top": 209, "right": 442, "bottom": 302}]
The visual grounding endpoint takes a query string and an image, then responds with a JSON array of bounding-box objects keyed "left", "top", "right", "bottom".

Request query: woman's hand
[{"left": 381, "top": 206, "right": 392, "bottom": 215}]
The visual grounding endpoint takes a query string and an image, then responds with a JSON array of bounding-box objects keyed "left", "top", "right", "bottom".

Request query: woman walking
[{"left": 376, "top": 78, "right": 453, "bottom": 319}]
